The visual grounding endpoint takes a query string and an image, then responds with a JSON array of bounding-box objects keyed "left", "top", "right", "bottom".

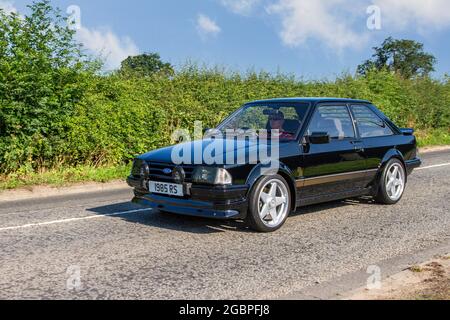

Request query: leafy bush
[
  {"left": 0, "top": 1, "right": 97, "bottom": 173},
  {"left": 63, "top": 67, "right": 449, "bottom": 170},
  {"left": 2, "top": 63, "right": 450, "bottom": 174},
  {"left": 0, "top": 2, "right": 449, "bottom": 176}
]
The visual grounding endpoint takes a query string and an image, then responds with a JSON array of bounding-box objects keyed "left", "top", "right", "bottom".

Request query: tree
[
  {"left": 119, "top": 53, "right": 174, "bottom": 77},
  {"left": 0, "top": 0, "right": 96, "bottom": 173},
  {"left": 357, "top": 37, "right": 436, "bottom": 79}
]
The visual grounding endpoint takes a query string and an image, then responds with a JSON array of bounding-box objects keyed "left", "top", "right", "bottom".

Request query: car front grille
[{"left": 132, "top": 160, "right": 194, "bottom": 183}]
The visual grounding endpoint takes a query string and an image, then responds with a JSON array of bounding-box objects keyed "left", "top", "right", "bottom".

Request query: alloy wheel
[
  {"left": 257, "top": 179, "right": 290, "bottom": 228},
  {"left": 385, "top": 163, "right": 405, "bottom": 201}
]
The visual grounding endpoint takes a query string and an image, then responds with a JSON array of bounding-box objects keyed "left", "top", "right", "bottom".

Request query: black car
[{"left": 127, "top": 98, "right": 421, "bottom": 232}]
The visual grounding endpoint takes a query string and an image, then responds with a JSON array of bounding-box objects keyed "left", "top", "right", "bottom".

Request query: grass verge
[
  {"left": 416, "top": 128, "right": 450, "bottom": 147},
  {"left": 0, "top": 164, "right": 131, "bottom": 191}
]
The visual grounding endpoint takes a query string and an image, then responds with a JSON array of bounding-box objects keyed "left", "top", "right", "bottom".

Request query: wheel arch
[
  {"left": 246, "top": 162, "right": 298, "bottom": 212},
  {"left": 381, "top": 149, "right": 407, "bottom": 175},
  {"left": 373, "top": 149, "right": 408, "bottom": 192}
]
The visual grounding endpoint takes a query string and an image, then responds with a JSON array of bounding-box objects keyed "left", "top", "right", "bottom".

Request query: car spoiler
[{"left": 400, "top": 128, "right": 415, "bottom": 136}]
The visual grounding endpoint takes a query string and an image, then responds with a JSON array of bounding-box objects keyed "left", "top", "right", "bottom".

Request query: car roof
[{"left": 247, "top": 97, "right": 371, "bottom": 105}]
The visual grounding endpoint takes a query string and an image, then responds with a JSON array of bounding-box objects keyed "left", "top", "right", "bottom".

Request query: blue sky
[{"left": 3, "top": 0, "right": 450, "bottom": 78}]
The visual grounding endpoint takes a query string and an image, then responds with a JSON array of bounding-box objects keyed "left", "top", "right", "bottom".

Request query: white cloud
[
  {"left": 76, "top": 26, "right": 140, "bottom": 71},
  {"left": 238, "top": 0, "right": 450, "bottom": 51},
  {"left": 220, "top": 0, "right": 261, "bottom": 15},
  {"left": 0, "top": 0, "right": 17, "bottom": 14},
  {"left": 266, "top": 0, "right": 368, "bottom": 51},
  {"left": 196, "top": 14, "right": 221, "bottom": 40},
  {"left": 373, "top": 0, "right": 450, "bottom": 31}
]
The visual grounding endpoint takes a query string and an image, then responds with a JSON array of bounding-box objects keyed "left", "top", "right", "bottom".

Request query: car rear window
[{"left": 351, "top": 105, "right": 394, "bottom": 138}]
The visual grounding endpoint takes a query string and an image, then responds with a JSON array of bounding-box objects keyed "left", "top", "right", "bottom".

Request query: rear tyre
[
  {"left": 245, "top": 175, "right": 291, "bottom": 232},
  {"left": 374, "top": 158, "right": 406, "bottom": 205}
]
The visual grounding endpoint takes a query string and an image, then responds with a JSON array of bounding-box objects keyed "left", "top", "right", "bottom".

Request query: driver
[{"left": 269, "top": 111, "right": 295, "bottom": 140}]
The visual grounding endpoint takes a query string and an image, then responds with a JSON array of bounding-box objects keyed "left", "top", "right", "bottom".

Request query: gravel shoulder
[{"left": 343, "top": 254, "right": 450, "bottom": 300}]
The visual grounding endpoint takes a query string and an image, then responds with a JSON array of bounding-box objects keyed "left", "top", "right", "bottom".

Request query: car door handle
[{"left": 350, "top": 141, "right": 365, "bottom": 153}]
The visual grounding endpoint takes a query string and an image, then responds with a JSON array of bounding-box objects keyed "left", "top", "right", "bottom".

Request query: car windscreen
[{"left": 217, "top": 102, "right": 310, "bottom": 140}]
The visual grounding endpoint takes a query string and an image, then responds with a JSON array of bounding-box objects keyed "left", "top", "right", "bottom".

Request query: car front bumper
[{"left": 127, "top": 176, "right": 249, "bottom": 220}]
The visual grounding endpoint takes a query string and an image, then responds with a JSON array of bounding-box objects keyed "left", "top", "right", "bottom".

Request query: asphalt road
[{"left": 0, "top": 150, "right": 449, "bottom": 300}]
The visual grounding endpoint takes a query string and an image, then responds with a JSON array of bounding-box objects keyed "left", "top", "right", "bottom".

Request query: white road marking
[
  {"left": 0, "top": 197, "right": 132, "bottom": 217},
  {"left": 0, "top": 161, "right": 449, "bottom": 232},
  {"left": 416, "top": 163, "right": 450, "bottom": 171},
  {"left": 0, "top": 208, "right": 151, "bottom": 232}
]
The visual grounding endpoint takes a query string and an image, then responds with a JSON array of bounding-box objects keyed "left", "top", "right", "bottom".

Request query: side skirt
[{"left": 296, "top": 187, "right": 373, "bottom": 207}]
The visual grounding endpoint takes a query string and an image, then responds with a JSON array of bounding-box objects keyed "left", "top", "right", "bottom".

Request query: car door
[
  {"left": 298, "top": 104, "right": 368, "bottom": 200},
  {"left": 350, "top": 104, "right": 397, "bottom": 183}
]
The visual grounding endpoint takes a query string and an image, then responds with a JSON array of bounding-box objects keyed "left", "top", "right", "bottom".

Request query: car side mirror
[{"left": 307, "top": 132, "right": 330, "bottom": 144}]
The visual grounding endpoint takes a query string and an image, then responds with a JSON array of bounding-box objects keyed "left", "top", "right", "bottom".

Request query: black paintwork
[{"left": 128, "top": 98, "right": 421, "bottom": 220}]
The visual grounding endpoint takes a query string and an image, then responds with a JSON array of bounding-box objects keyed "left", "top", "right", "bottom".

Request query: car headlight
[{"left": 192, "top": 167, "right": 232, "bottom": 185}]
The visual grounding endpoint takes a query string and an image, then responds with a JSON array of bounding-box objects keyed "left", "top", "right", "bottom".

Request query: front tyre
[
  {"left": 375, "top": 158, "right": 406, "bottom": 205},
  {"left": 246, "top": 175, "right": 291, "bottom": 232}
]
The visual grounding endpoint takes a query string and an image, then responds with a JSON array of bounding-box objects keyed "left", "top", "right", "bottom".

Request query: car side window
[
  {"left": 307, "top": 105, "right": 355, "bottom": 140},
  {"left": 351, "top": 105, "right": 394, "bottom": 138}
]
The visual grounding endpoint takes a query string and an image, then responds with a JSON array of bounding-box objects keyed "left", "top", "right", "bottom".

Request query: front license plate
[{"left": 149, "top": 181, "right": 184, "bottom": 197}]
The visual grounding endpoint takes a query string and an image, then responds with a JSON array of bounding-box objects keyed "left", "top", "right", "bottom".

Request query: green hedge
[
  {"left": 1, "top": 68, "right": 450, "bottom": 174},
  {"left": 1, "top": 1, "right": 449, "bottom": 179}
]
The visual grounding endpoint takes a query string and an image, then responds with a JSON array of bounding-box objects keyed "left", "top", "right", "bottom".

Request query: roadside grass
[
  {"left": 0, "top": 132, "right": 449, "bottom": 191},
  {"left": 0, "top": 164, "right": 131, "bottom": 191},
  {"left": 416, "top": 129, "right": 450, "bottom": 147}
]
